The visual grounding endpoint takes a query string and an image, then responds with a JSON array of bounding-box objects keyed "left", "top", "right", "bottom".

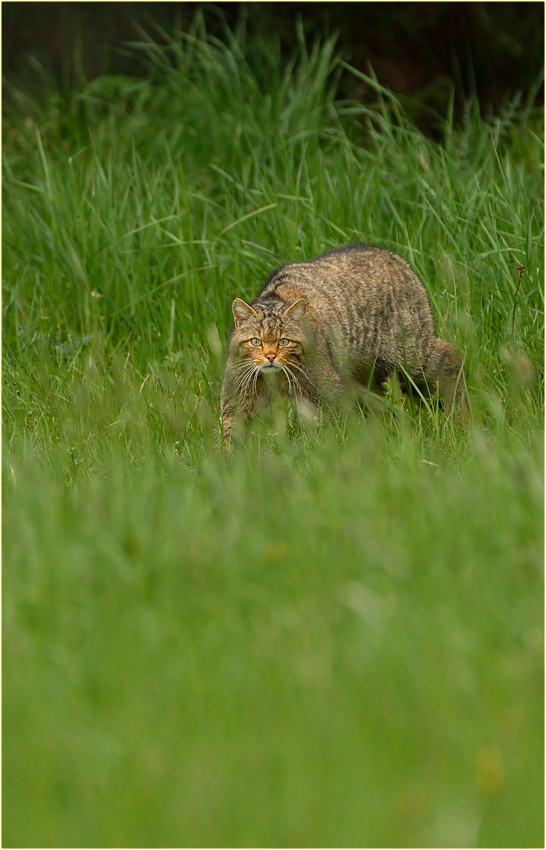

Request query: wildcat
[{"left": 220, "top": 244, "right": 468, "bottom": 443}]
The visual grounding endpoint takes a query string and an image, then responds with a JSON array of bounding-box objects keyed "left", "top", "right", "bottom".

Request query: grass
[{"left": 3, "top": 20, "right": 544, "bottom": 848}]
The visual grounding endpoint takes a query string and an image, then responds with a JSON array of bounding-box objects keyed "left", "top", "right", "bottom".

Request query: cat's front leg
[
  {"left": 219, "top": 376, "right": 245, "bottom": 450},
  {"left": 219, "top": 403, "right": 235, "bottom": 450},
  {"left": 219, "top": 396, "right": 260, "bottom": 450},
  {"left": 294, "top": 395, "right": 320, "bottom": 424}
]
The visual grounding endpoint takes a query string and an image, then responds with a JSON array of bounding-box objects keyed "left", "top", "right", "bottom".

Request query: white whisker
[
  {"left": 252, "top": 368, "right": 260, "bottom": 394},
  {"left": 285, "top": 360, "right": 310, "bottom": 384},
  {"left": 282, "top": 362, "right": 304, "bottom": 394},
  {"left": 241, "top": 363, "right": 259, "bottom": 393},
  {"left": 281, "top": 363, "right": 301, "bottom": 397},
  {"left": 280, "top": 364, "right": 291, "bottom": 394},
  {"left": 232, "top": 360, "right": 257, "bottom": 375},
  {"left": 237, "top": 363, "right": 259, "bottom": 394},
  {"left": 235, "top": 364, "right": 257, "bottom": 390}
]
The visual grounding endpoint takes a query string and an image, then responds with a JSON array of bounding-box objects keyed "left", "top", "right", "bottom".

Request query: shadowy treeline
[{"left": 3, "top": 1, "right": 544, "bottom": 133}]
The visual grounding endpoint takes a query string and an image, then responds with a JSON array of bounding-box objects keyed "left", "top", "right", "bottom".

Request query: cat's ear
[
  {"left": 232, "top": 298, "right": 258, "bottom": 326},
  {"left": 283, "top": 298, "right": 307, "bottom": 321}
]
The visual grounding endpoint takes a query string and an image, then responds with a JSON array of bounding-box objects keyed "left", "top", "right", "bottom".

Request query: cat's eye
[
  {"left": 279, "top": 338, "right": 289, "bottom": 346},
  {"left": 250, "top": 338, "right": 262, "bottom": 346}
]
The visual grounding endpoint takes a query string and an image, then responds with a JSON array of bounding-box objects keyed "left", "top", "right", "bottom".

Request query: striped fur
[{"left": 221, "top": 244, "right": 468, "bottom": 442}]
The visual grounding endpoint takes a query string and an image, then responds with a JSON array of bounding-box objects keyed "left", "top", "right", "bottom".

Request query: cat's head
[{"left": 230, "top": 297, "right": 307, "bottom": 373}]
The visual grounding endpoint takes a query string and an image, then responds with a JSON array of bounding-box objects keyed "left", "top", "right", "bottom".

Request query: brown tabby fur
[{"left": 221, "top": 244, "right": 468, "bottom": 443}]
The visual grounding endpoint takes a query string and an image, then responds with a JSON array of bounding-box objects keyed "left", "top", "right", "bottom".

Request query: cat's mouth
[{"left": 259, "top": 360, "right": 282, "bottom": 372}]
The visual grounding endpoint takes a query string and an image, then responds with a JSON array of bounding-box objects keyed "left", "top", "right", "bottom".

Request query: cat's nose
[{"left": 265, "top": 353, "right": 276, "bottom": 363}]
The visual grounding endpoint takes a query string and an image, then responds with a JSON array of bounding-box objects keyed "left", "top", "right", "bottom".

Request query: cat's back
[{"left": 258, "top": 243, "right": 427, "bottom": 309}]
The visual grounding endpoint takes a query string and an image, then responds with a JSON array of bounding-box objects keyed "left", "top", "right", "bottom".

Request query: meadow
[{"left": 3, "top": 22, "right": 544, "bottom": 847}]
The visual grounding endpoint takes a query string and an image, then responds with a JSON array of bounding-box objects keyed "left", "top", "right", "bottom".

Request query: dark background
[{"left": 3, "top": 1, "right": 544, "bottom": 128}]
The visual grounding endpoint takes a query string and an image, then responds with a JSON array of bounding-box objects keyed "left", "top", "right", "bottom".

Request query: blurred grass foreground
[{"left": 2, "top": 20, "right": 544, "bottom": 848}]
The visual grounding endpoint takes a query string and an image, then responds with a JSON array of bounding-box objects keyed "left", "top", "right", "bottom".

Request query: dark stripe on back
[{"left": 258, "top": 243, "right": 395, "bottom": 299}]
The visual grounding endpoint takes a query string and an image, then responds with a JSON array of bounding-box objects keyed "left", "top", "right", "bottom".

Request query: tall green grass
[{"left": 3, "top": 23, "right": 543, "bottom": 848}]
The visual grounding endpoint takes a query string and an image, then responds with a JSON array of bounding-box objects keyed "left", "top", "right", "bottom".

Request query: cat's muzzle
[{"left": 260, "top": 361, "right": 281, "bottom": 374}]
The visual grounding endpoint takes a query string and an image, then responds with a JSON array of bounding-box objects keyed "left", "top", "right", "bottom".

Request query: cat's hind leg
[{"left": 425, "top": 338, "right": 469, "bottom": 422}]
